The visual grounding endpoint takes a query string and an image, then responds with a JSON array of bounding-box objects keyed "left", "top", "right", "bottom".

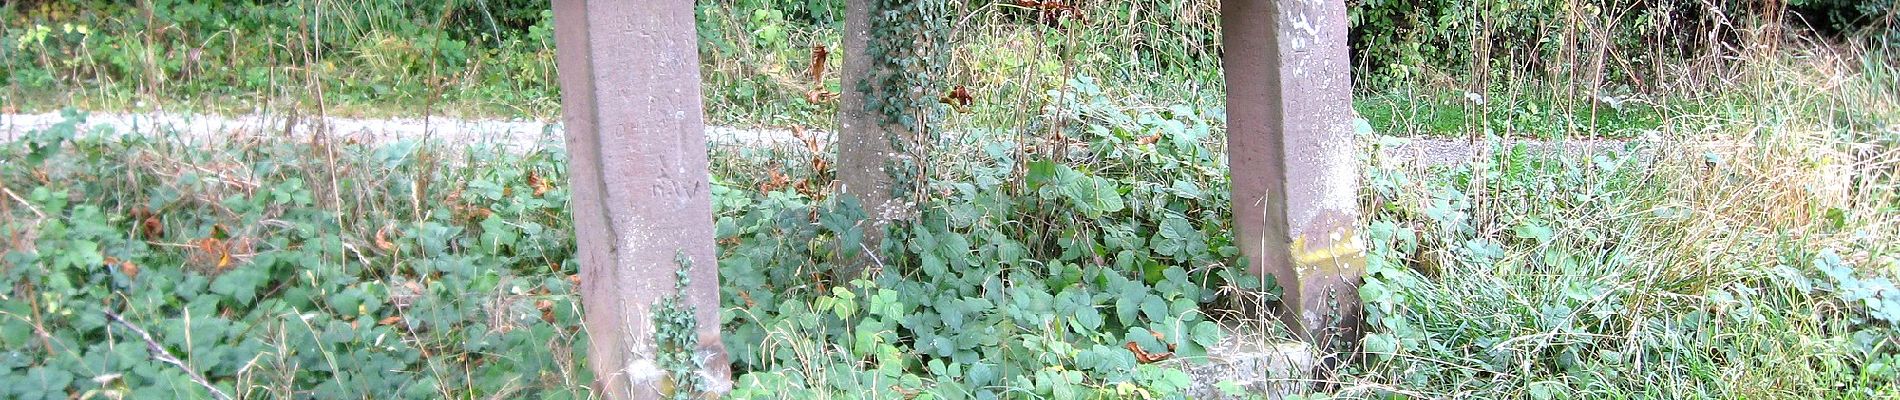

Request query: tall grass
[{"left": 1340, "top": 37, "right": 1899, "bottom": 397}]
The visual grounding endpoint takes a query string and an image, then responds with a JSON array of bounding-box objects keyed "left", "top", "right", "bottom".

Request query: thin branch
[
  {"left": 2, "top": 186, "right": 44, "bottom": 219},
  {"left": 104, "top": 309, "right": 235, "bottom": 400}
]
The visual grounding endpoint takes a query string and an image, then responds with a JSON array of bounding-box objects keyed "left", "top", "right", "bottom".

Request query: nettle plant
[{"left": 716, "top": 76, "right": 1264, "bottom": 398}]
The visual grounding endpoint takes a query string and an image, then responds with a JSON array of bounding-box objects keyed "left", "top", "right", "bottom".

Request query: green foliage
[
  {"left": 1348, "top": 132, "right": 1900, "bottom": 397},
  {"left": 1356, "top": 88, "right": 1674, "bottom": 138},
  {"left": 1347, "top": 0, "right": 1692, "bottom": 86},
  {"left": 1788, "top": 0, "right": 1897, "bottom": 34},
  {"left": 692, "top": 1, "right": 843, "bottom": 127},
  {"left": 858, "top": 0, "right": 956, "bottom": 204},
  {"left": 1810, "top": 249, "right": 1900, "bottom": 327},
  {"left": 713, "top": 77, "right": 1260, "bottom": 397},
  {"left": 654, "top": 252, "right": 708, "bottom": 399},
  {"left": 1, "top": 1, "right": 561, "bottom": 116},
  {"left": 0, "top": 111, "right": 587, "bottom": 399},
  {"left": 861, "top": 0, "right": 952, "bottom": 130},
  {"left": 1, "top": 87, "right": 1266, "bottom": 397}
]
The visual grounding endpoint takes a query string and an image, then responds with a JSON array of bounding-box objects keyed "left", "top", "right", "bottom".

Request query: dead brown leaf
[
  {"left": 1126, "top": 341, "right": 1174, "bottom": 364},
  {"left": 374, "top": 224, "right": 397, "bottom": 251},
  {"left": 536, "top": 299, "right": 556, "bottom": 324},
  {"left": 805, "top": 89, "right": 838, "bottom": 104}
]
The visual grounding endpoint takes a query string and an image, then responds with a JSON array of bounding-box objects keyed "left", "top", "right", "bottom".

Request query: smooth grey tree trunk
[{"left": 550, "top": 1, "right": 730, "bottom": 398}]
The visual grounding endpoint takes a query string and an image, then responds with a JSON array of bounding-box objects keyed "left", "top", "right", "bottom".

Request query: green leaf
[
  {"left": 921, "top": 253, "right": 947, "bottom": 277},
  {"left": 1190, "top": 321, "right": 1221, "bottom": 349},
  {"left": 1513, "top": 219, "right": 1554, "bottom": 244},
  {"left": 1151, "top": 216, "right": 1203, "bottom": 259},
  {"left": 1363, "top": 333, "right": 1397, "bottom": 360},
  {"left": 1088, "top": 177, "right": 1125, "bottom": 214},
  {"left": 0, "top": 319, "right": 31, "bottom": 347},
  {"left": 1077, "top": 344, "right": 1134, "bottom": 373},
  {"left": 1528, "top": 381, "right": 1564, "bottom": 400},
  {"left": 479, "top": 215, "right": 519, "bottom": 253},
  {"left": 1140, "top": 295, "right": 1168, "bottom": 322},
  {"left": 1115, "top": 284, "right": 1147, "bottom": 325},
  {"left": 1170, "top": 180, "right": 1203, "bottom": 199},
  {"left": 210, "top": 266, "right": 267, "bottom": 305},
  {"left": 19, "top": 367, "right": 73, "bottom": 400},
  {"left": 1074, "top": 303, "right": 1103, "bottom": 332},
  {"left": 1359, "top": 279, "right": 1391, "bottom": 304},
  {"left": 1158, "top": 217, "right": 1190, "bottom": 240},
  {"left": 1217, "top": 380, "right": 1249, "bottom": 396},
  {"left": 1026, "top": 160, "right": 1061, "bottom": 190}
]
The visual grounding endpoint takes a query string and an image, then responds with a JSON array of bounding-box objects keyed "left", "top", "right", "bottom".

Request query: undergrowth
[
  {"left": 5, "top": 43, "right": 1896, "bottom": 397},
  {"left": 2, "top": 1, "right": 1895, "bottom": 399},
  {"left": 9, "top": 0, "right": 1869, "bottom": 138},
  {"left": 0, "top": 113, "right": 589, "bottom": 398},
  {"left": 1339, "top": 46, "right": 1900, "bottom": 398},
  {"left": 0, "top": 78, "right": 1278, "bottom": 398}
]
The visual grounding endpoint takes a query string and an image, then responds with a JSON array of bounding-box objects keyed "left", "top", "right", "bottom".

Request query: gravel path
[
  {"left": 1, "top": 110, "right": 1630, "bottom": 165},
  {"left": 1373, "top": 135, "right": 1638, "bottom": 166}
]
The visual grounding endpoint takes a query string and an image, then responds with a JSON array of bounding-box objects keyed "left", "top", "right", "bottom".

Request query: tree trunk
[
  {"left": 550, "top": 1, "right": 730, "bottom": 398},
  {"left": 837, "top": 0, "right": 915, "bottom": 268},
  {"left": 1221, "top": 0, "right": 1365, "bottom": 352}
]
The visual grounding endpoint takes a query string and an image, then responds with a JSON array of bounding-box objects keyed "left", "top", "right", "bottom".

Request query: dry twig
[{"left": 104, "top": 309, "right": 235, "bottom": 400}]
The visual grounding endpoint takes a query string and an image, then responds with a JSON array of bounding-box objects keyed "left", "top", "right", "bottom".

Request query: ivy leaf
[
  {"left": 932, "top": 336, "right": 955, "bottom": 356},
  {"left": 1151, "top": 235, "right": 1182, "bottom": 258},
  {"left": 1360, "top": 279, "right": 1392, "bottom": 305},
  {"left": 1126, "top": 327, "right": 1165, "bottom": 353},
  {"left": 1026, "top": 160, "right": 1062, "bottom": 190},
  {"left": 831, "top": 287, "right": 858, "bottom": 319},
  {"left": 1528, "top": 381, "right": 1564, "bottom": 400},
  {"left": 1078, "top": 176, "right": 1125, "bottom": 216},
  {"left": 1152, "top": 216, "right": 1201, "bottom": 258},
  {"left": 1077, "top": 344, "right": 1135, "bottom": 373},
  {"left": 922, "top": 253, "right": 947, "bottom": 278},
  {"left": 968, "top": 362, "right": 998, "bottom": 387},
  {"left": 479, "top": 215, "right": 519, "bottom": 254},
  {"left": 0, "top": 319, "right": 31, "bottom": 348},
  {"left": 1158, "top": 217, "right": 1190, "bottom": 240},
  {"left": 940, "top": 299, "right": 969, "bottom": 330}
]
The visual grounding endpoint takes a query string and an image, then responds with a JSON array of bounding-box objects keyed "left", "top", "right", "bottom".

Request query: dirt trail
[{"left": 1, "top": 110, "right": 1634, "bottom": 165}]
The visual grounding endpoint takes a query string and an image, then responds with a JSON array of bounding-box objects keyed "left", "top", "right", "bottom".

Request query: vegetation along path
[{"left": 0, "top": 109, "right": 1639, "bottom": 167}]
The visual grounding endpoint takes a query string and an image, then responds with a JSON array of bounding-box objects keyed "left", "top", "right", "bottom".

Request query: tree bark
[
  {"left": 1221, "top": 0, "right": 1365, "bottom": 351},
  {"left": 550, "top": 1, "right": 730, "bottom": 398},
  {"left": 837, "top": 0, "right": 915, "bottom": 267}
]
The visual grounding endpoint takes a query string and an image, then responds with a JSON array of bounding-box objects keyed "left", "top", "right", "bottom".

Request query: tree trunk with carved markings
[
  {"left": 1221, "top": 0, "right": 1366, "bottom": 358},
  {"left": 550, "top": 1, "right": 731, "bottom": 398}
]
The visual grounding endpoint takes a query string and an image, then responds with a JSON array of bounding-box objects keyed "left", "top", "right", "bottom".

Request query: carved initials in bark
[
  {"left": 550, "top": 1, "right": 730, "bottom": 398},
  {"left": 1221, "top": 0, "right": 1365, "bottom": 360}
]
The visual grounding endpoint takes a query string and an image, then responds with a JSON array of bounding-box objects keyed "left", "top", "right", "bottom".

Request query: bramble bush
[
  {"left": 1, "top": 110, "right": 590, "bottom": 399},
  {"left": 0, "top": 88, "right": 1277, "bottom": 398}
]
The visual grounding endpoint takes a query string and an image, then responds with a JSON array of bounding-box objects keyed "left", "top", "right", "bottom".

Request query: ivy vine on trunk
[{"left": 837, "top": 0, "right": 953, "bottom": 269}]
